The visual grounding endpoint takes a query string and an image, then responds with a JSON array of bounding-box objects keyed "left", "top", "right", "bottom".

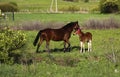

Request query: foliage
[
  {"left": 99, "top": 0, "right": 119, "bottom": 13},
  {"left": 0, "top": 27, "right": 26, "bottom": 64},
  {"left": 0, "top": 2, "right": 18, "bottom": 12}
]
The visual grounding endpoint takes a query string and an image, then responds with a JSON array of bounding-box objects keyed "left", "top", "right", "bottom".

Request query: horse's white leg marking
[
  {"left": 89, "top": 40, "right": 92, "bottom": 52},
  {"left": 83, "top": 43, "right": 85, "bottom": 53},
  {"left": 80, "top": 41, "right": 83, "bottom": 53},
  {"left": 88, "top": 42, "right": 90, "bottom": 52}
]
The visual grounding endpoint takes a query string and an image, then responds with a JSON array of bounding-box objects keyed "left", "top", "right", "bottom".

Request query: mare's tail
[{"left": 33, "top": 31, "right": 41, "bottom": 46}]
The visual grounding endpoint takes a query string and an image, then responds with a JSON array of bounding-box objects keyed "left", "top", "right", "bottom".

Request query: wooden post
[{"left": 12, "top": 11, "right": 14, "bottom": 21}]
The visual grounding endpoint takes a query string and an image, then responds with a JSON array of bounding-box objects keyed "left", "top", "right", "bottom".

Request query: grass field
[
  {"left": 5, "top": 13, "right": 119, "bottom": 24},
  {"left": 0, "top": 29, "right": 120, "bottom": 77}
]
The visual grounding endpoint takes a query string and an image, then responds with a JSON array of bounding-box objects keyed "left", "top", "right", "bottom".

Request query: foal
[{"left": 74, "top": 28, "right": 92, "bottom": 53}]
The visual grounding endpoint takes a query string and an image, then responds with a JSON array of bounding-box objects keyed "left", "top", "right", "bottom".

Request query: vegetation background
[{"left": 0, "top": 0, "right": 120, "bottom": 77}]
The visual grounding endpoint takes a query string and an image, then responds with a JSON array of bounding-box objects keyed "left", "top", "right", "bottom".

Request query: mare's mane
[{"left": 61, "top": 22, "right": 75, "bottom": 29}]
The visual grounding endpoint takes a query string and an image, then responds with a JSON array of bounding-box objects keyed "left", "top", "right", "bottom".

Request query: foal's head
[{"left": 73, "top": 28, "right": 82, "bottom": 35}]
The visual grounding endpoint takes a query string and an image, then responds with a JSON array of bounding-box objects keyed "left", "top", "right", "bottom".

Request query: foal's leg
[
  {"left": 88, "top": 40, "right": 92, "bottom": 52},
  {"left": 80, "top": 41, "right": 83, "bottom": 53},
  {"left": 89, "top": 40, "right": 92, "bottom": 52},
  {"left": 83, "top": 43, "right": 85, "bottom": 53},
  {"left": 88, "top": 42, "right": 90, "bottom": 52}
]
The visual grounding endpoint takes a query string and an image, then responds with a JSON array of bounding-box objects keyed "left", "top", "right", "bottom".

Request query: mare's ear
[{"left": 76, "top": 21, "right": 78, "bottom": 24}]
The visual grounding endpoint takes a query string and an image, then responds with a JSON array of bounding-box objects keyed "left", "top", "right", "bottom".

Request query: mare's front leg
[
  {"left": 66, "top": 40, "right": 71, "bottom": 52},
  {"left": 63, "top": 41, "right": 71, "bottom": 52},
  {"left": 63, "top": 42, "right": 67, "bottom": 52},
  {"left": 67, "top": 42, "right": 71, "bottom": 52}
]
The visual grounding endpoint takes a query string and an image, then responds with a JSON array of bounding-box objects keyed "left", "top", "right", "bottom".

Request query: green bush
[
  {"left": 100, "top": 0, "right": 119, "bottom": 13},
  {"left": 0, "top": 27, "right": 26, "bottom": 64}
]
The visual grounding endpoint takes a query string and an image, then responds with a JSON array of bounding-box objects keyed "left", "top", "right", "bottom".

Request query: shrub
[
  {"left": 99, "top": 0, "right": 119, "bottom": 13},
  {"left": 0, "top": 27, "right": 26, "bottom": 64}
]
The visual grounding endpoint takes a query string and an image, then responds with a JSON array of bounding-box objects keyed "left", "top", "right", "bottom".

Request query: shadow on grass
[{"left": 36, "top": 45, "right": 80, "bottom": 53}]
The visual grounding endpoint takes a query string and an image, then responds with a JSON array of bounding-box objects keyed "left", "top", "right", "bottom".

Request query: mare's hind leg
[{"left": 36, "top": 37, "right": 43, "bottom": 53}]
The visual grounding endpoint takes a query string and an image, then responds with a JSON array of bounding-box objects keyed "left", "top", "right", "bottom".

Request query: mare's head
[{"left": 72, "top": 21, "right": 80, "bottom": 31}]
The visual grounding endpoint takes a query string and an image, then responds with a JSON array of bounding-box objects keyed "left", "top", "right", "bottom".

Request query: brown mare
[
  {"left": 33, "top": 21, "right": 79, "bottom": 53},
  {"left": 74, "top": 28, "right": 92, "bottom": 53}
]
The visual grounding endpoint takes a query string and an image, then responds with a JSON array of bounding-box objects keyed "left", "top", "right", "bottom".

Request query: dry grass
[
  {"left": 83, "top": 17, "right": 120, "bottom": 29},
  {"left": 12, "top": 21, "right": 65, "bottom": 31},
  {"left": 11, "top": 17, "right": 120, "bottom": 30}
]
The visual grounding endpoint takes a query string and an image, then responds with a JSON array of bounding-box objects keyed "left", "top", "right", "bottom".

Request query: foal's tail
[{"left": 33, "top": 31, "right": 41, "bottom": 46}]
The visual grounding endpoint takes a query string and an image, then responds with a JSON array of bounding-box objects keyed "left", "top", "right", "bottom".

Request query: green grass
[
  {"left": 0, "top": 29, "right": 120, "bottom": 77},
  {"left": 13, "top": 13, "right": 120, "bottom": 22}
]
